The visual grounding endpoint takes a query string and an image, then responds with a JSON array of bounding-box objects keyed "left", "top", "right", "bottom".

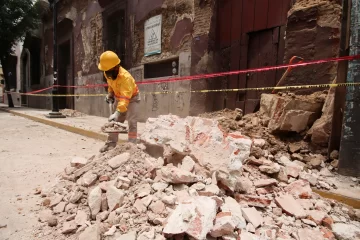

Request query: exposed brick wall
[
  {"left": 283, "top": 0, "right": 342, "bottom": 93},
  {"left": 132, "top": 0, "right": 194, "bottom": 66}
]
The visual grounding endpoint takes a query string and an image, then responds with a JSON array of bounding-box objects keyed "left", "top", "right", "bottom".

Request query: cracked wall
[
  {"left": 131, "top": 0, "right": 216, "bottom": 120},
  {"left": 40, "top": 0, "right": 216, "bottom": 118},
  {"left": 283, "top": 0, "right": 342, "bottom": 93}
]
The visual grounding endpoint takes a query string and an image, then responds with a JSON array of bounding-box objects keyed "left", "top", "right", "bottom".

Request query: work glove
[
  {"left": 105, "top": 94, "right": 115, "bottom": 104},
  {"left": 108, "top": 111, "right": 127, "bottom": 122},
  {"left": 108, "top": 111, "right": 121, "bottom": 122}
]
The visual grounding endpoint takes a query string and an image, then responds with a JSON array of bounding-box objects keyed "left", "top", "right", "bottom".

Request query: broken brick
[
  {"left": 241, "top": 207, "right": 263, "bottom": 229},
  {"left": 285, "top": 179, "right": 312, "bottom": 198},
  {"left": 234, "top": 194, "right": 271, "bottom": 208},
  {"left": 275, "top": 194, "right": 306, "bottom": 219}
]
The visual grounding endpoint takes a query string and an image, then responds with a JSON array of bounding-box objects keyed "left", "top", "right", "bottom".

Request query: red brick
[
  {"left": 322, "top": 216, "right": 334, "bottom": 229},
  {"left": 234, "top": 194, "right": 271, "bottom": 208}
]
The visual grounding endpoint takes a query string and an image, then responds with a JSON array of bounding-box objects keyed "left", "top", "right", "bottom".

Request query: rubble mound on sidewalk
[
  {"left": 33, "top": 111, "right": 360, "bottom": 240},
  {"left": 60, "top": 109, "right": 86, "bottom": 117}
]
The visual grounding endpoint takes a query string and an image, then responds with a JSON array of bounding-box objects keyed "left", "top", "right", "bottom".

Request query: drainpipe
[{"left": 338, "top": 0, "right": 360, "bottom": 177}]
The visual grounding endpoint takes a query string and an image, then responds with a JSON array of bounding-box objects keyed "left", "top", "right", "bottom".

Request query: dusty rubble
[
  {"left": 60, "top": 109, "right": 86, "bottom": 117},
  {"left": 34, "top": 92, "right": 360, "bottom": 240},
  {"left": 101, "top": 122, "right": 128, "bottom": 133}
]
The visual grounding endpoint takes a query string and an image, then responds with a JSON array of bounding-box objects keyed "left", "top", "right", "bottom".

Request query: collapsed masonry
[{"left": 34, "top": 91, "right": 360, "bottom": 240}]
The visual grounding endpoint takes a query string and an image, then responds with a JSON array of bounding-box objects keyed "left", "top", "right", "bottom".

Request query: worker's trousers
[{"left": 107, "top": 94, "right": 140, "bottom": 144}]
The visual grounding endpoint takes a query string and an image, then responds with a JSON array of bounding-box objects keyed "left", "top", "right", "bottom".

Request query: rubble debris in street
[{"left": 33, "top": 92, "right": 360, "bottom": 240}]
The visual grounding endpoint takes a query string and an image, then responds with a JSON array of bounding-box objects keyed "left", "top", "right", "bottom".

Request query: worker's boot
[
  {"left": 99, "top": 142, "right": 116, "bottom": 153},
  {"left": 100, "top": 133, "right": 118, "bottom": 153}
]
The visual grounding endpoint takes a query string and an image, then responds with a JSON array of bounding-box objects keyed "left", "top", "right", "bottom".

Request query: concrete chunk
[
  {"left": 69, "top": 191, "right": 83, "bottom": 204},
  {"left": 254, "top": 179, "right": 278, "bottom": 188},
  {"left": 61, "top": 220, "right": 77, "bottom": 234},
  {"left": 306, "top": 210, "right": 326, "bottom": 225},
  {"left": 53, "top": 201, "right": 66, "bottom": 213},
  {"left": 71, "top": 157, "right": 88, "bottom": 168},
  {"left": 107, "top": 152, "right": 130, "bottom": 169},
  {"left": 234, "top": 194, "right": 271, "bottom": 208},
  {"left": 241, "top": 207, "right": 263, "bottom": 229},
  {"left": 75, "top": 210, "right": 88, "bottom": 226},
  {"left": 285, "top": 179, "right": 312, "bottom": 198},
  {"left": 106, "top": 186, "right": 125, "bottom": 211},
  {"left": 181, "top": 156, "right": 195, "bottom": 172},
  {"left": 332, "top": 223, "right": 360, "bottom": 240},
  {"left": 221, "top": 197, "right": 246, "bottom": 229},
  {"left": 161, "top": 166, "right": 198, "bottom": 184},
  {"left": 297, "top": 229, "right": 324, "bottom": 240},
  {"left": 210, "top": 212, "right": 236, "bottom": 237},
  {"left": 49, "top": 194, "right": 63, "bottom": 207},
  {"left": 88, "top": 186, "right": 102, "bottom": 217},
  {"left": 259, "top": 163, "right": 280, "bottom": 174},
  {"left": 82, "top": 172, "right": 97, "bottom": 187},
  {"left": 78, "top": 224, "right": 101, "bottom": 240},
  {"left": 275, "top": 194, "right": 306, "bottom": 219},
  {"left": 163, "top": 196, "right": 217, "bottom": 240}
]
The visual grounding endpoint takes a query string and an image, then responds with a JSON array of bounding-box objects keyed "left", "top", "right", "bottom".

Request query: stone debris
[
  {"left": 276, "top": 195, "right": 306, "bottom": 219},
  {"left": 61, "top": 220, "right": 77, "bottom": 234},
  {"left": 161, "top": 165, "right": 198, "bottom": 184},
  {"left": 254, "top": 178, "right": 278, "bottom": 188},
  {"left": 297, "top": 228, "right": 324, "bottom": 240},
  {"left": 163, "top": 196, "right": 217, "bottom": 239},
  {"left": 210, "top": 212, "right": 236, "bottom": 237},
  {"left": 106, "top": 186, "right": 125, "bottom": 211},
  {"left": 71, "top": 157, "right": 88, "bottom": 168},
  {"left": 33, "top": 95, "right": 360, "bottom": 240},
  {"left": 88, "top": 186, "right": 102, "bottom": 217},
  {"left": 78, "top": 224, "right": 101, "bottom": 240},
  {"left": 241, "top": 207, "right": 264, "bottom": 229},
  {"left": 332, "top": 223, "right": 360, "bottom": 240},
  {"left": 108, "top": 152, "right": 130, "bottom": 169}
]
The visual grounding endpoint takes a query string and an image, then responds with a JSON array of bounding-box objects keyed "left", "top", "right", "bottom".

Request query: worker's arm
[
  {"left": 116, "top": 77, "right": 134, "bottom": 113},
  {"left": 103, "top": 72, "right": 114, "bottom": 94}
]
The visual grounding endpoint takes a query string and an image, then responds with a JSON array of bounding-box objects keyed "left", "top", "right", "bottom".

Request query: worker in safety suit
[{"left": 98, "top": 51, "right": 140, "bottom": 152}]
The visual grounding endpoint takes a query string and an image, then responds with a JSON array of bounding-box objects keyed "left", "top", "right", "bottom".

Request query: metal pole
[
  {"left": 338, "top": 0, "right": 360, "bottom": 177},
  {"left": 328, "top": 0, "right": 351, "bottom": 153},
  {"left": 46, "top": 0, "right": 65, "bottom": 118}
]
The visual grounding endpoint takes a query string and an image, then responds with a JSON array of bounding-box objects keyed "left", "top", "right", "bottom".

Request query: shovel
[{"left": 101, "top": 101, "right": 128, "bottom": 134}]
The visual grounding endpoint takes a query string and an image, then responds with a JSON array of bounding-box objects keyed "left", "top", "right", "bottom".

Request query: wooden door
[
  {"left": 245, "top": 28, "right": 280, "bottom": 113},
  {"left": 216, "top": 0, "right": 291, "bottom": 113}
]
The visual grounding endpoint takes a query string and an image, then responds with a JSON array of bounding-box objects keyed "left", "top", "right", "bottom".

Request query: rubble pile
[{"left": 34, "top": 92, "right": 360, "bottom": 240}]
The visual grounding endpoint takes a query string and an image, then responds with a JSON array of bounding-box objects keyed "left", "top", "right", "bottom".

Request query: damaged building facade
[{"left": 18, "top": 0, "right": 342, "bottom": 121}]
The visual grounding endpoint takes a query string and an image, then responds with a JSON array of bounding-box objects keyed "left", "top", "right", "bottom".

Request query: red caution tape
[{"left": 21, "top": 54, "right": 360, "bottom": 94}]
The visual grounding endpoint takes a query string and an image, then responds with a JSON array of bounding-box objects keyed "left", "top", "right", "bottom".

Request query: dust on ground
[{"left": 60, "top": 109, "right": 86, "bottom": 117}]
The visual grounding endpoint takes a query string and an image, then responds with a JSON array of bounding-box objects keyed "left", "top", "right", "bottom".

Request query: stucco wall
[{"left": 40, "top": 0, "right": 216, "bottom": 120}]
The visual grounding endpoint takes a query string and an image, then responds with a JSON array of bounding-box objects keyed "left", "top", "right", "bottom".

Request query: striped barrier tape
[
  {"left": 4, "top": 54, "right": 360, "bottom": 95},
  {"left": 12, "top": 82, "right": 360, "bottom": 97}
]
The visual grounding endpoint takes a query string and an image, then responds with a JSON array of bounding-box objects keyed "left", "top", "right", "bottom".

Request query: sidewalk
[{"left": 0, "top": 104, "right": 145, "bottom": 143}]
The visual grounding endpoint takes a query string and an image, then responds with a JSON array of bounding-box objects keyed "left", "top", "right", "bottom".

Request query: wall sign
[{"left": 144, "top": 15, "right": 162, "bottom": 56}]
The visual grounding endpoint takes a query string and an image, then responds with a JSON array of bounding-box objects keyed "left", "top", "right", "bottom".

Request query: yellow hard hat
[{"left": 98, "top": 51, "right": 121, "bottom": 71}]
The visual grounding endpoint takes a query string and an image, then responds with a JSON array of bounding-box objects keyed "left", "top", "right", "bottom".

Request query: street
[{"left": 0, "top": 111, "right": 103, "bottom": 240}]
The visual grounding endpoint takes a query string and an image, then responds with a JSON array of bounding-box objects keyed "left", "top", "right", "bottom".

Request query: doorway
[
  {"left": 21, "top": 53, "right": 28, "bottom": 106},
  {"left": 245, "top": 28, "right": 280, "bottom": 113},
  {"left": 58, "top": 40, "right": 73, "bottom": 109},
  {"left": 106, "top": 9, "right": 126, "bottom": 67}
]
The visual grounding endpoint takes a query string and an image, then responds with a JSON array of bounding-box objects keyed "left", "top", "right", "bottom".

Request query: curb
[
  {"left": 0, "top": 107, "right": 124, "bottom": 144},
  {"left": 314, "top": 189, "right": 360, "bottom": 209}
]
